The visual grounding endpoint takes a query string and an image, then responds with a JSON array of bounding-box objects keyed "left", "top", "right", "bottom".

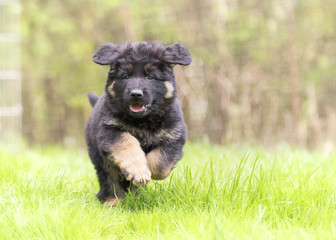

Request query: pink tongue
[{"left": 130, "top": 104, "right": 145, "bottom": 112}]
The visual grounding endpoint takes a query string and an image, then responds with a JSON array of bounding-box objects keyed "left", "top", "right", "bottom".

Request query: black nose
[{"left": 130, "top": 89, "right": 143, "bottom": 98}]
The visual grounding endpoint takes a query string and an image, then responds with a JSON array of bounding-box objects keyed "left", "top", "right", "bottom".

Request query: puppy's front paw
[{"left": 123, "top": 164, "right": 151, "bottom": 186}]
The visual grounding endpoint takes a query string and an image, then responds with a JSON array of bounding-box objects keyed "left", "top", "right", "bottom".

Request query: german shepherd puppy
[{"left": 85, "top": 42, "right": 192, "bottom": 206}]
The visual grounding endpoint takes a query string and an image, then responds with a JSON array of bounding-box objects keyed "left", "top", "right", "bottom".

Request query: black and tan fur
[{"left": 85, "top": 42, "right": 192, "bottom": 205}]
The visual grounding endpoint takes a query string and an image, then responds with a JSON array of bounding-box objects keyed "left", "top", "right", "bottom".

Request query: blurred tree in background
[{"left": 21, "top": 0, "right": 336, "bottom": 148}]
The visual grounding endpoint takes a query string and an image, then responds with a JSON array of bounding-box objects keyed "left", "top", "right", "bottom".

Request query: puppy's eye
[
  {"left": 147, "top": 75, "right": 154, "bottom": 80},
  {"left": 122, "top": 74, "right": 129, "bottom": 79}
]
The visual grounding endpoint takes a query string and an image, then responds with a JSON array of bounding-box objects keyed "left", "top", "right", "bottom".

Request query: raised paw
[{"left": 122, "top": 164, "right": 151, "bottom": 186}]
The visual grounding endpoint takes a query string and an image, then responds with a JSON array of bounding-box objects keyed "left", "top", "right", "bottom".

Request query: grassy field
[{"left": 1, "top": 143, "right": 336, "bottom": 239}]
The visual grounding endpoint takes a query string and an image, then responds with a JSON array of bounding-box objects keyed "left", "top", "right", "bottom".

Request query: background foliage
[{"left": 21, "top": 0, "right": 336, "bottom": 148}]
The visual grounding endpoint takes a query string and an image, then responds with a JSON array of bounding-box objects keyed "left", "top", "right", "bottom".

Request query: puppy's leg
[
  {"left": 92, "top": 157, "right": 127, "bottom": 205},
  {"left": 146, "top": 142, "right": 183, "bottom": 180},
  {"left": 108, "top": 132, "right": 151, "bottom": 185}
]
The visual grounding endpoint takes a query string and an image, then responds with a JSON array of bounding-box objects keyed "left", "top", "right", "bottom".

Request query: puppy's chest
[
  {"left": 103, "top": 117, "right": 182, "bottom": 149},
  {"left": 132, "top": 127, "right": 178, "bottom": 150}
]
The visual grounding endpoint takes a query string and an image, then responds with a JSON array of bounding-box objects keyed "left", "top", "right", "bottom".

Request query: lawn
[{"left": 1, "top": 143, "right": 336, "bottom": 239}]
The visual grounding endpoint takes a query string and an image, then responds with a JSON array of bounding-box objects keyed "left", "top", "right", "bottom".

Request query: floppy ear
[
  {"left": 164, "top": 43, "right": 192, "bottom": 66},
  {"left": 92, "top": 43, "right": 120, "bottom": 65}
]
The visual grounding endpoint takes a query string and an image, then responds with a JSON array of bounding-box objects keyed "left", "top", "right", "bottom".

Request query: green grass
[{"left": 1, "top": 143, "right": 336, "bottom": 239}]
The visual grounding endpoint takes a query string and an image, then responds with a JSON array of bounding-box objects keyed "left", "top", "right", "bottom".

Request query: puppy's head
[{"left": 92, "top": 42, "right": 191, "bottom": 118}]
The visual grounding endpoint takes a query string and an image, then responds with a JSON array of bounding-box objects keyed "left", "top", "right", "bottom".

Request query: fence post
[{"left": 0, "top": 0, "right": 22, "bottom": 147}]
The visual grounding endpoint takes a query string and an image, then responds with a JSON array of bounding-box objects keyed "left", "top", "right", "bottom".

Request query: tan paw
[
  {"left": 103, "top": 197, "right": 119, "bottom": 207},
  {"left": 123, "top": 165, "right": 151, "bottom": 186}
]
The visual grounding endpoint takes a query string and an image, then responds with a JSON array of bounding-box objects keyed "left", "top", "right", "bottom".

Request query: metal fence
[{"left": 0, "top": 0, "right": 21, "bottom": 145}]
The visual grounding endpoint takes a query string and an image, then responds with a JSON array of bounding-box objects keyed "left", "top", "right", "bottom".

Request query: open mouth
[{"left": 130, "top": 104, "right": 146, "bottom": 113}]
